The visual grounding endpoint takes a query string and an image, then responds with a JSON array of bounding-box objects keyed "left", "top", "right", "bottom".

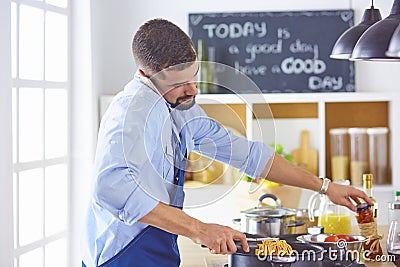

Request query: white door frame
[{"left": 0, "top": 1, "right": 15, "bottom": 266}]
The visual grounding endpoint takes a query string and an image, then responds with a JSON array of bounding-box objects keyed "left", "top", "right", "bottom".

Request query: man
[{"left": 82, "top": 18, "right": 372, "bottom": 267}]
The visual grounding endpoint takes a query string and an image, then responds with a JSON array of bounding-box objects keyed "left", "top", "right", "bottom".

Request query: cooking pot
[
  {"left": 234, "top": 194, "right": 305, "bottom": 237},
  {"left": 229, "top": 239, "right": 324, "bottom": 267}
]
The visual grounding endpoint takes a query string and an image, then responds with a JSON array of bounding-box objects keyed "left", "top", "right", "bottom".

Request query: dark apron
[{"left": 83, "top": 149, "right": 186, "bottom": 267}]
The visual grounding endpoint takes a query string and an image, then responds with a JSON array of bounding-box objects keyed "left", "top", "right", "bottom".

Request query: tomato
[
  {"left": 324, "top": 235, "right": 340, "bottom": 242},
  {"left": 336, "top": 234, "right": 351, "bottom": 242},
  {"left": 347, "top": 236, "right": 358, "bottom": 242}
]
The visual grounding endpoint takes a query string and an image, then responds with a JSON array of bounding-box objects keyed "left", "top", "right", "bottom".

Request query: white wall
[{"left": 91, "top": 0, "right": 400, "bottom": 96}]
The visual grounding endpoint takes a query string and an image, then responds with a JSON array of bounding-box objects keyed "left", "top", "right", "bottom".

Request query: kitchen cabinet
[
  {"left": 99, "top": 91, "right": 400, "bottom": 192},
  {"left": 196, "top": 92, "right": 400, "bottom": 190}
]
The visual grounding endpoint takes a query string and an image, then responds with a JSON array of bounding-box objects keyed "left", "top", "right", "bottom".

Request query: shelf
[
  {"left": 100, "top": 92, "right": 400, "bottom": 189},
  {"left": 197, "top": 92, "right": 398, "bottom": 104},
  {"left": 196, "top": 92, "right": 400, "bottom": 189}
]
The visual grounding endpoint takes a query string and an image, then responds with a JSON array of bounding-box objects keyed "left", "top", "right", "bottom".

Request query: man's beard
[{"left": 170, "top": 95, "right": 196, "bottom": 110}]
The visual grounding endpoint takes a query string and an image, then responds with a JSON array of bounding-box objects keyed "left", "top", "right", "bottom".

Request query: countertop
[
  {"left": 179, "top": 225, "right": 396, "bottom": 267},
  {"left": 360, "top": 225, "right": 395, "bottom": 266}
]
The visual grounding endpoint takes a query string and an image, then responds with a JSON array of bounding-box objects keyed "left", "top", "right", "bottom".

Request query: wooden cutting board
[{"left": 291, "top": 130, "right": 318, "bottom": 175}]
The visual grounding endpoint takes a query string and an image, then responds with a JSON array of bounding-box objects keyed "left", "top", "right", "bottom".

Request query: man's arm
[
  {"left": 138, "top": 202, "right": 249, "bottom": 254},
  {"left": 260, "top": 152, "right": 374, "bottom": 211}
]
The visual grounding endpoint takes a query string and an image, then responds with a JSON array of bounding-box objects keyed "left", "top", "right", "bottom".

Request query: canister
[
  {"left": 367, "top": 127, "right": 389, "bottom": 184},
  {"left": 348, "top": 128, "right": 369, "bottom": 186},
  {"left": 329, "top": 128, "right": 349, "bottom": 181}
]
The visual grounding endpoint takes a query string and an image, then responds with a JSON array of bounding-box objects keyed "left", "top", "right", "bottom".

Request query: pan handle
[{"left": 286, "top": 220, "right": 306, "bottom": 228}]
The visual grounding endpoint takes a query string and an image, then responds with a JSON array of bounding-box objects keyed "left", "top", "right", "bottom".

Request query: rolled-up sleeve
[
  {"left": 92, "top": 94, "right": 169, "bottom": 225},
  {"left": 185, "top": 105, "right": 274, "bottom": 178}
]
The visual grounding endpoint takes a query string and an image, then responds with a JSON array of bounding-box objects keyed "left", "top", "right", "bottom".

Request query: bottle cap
[
  {"left": 362, "top": 174, "right": 373, "bottom": 189},
  {"left": 362, "top": 174, "right": 373, "bottom": 182}
]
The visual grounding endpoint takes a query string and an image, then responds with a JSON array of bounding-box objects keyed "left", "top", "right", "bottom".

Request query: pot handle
[
  {"left": 232, "top": 218, "right": 241, "bottom": 225},
  {"left": 308, "top": 192, "right": 319, "bottom": 222},
  {"left": 286, "top": 220, "right": 306, "bottom": 228},
  {"left": 257, "top": 193, "right": 281, "bottom": 207}
]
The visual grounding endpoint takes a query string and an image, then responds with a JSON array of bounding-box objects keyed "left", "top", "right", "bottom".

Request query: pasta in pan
[{"left": 255, "top": 239, "right": 293, "bottom": 256}]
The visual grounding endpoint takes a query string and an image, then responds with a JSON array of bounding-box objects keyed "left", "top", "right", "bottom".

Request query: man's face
[{"left": 151, "top": 62, "right": 199, "bottom": 110}]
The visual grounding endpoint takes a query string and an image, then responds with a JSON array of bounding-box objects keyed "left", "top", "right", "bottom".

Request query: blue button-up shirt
[{"left": 81, "top": 74, "right": 274, "bottom": 266}]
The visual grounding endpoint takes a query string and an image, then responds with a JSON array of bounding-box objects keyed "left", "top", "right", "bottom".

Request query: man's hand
[
  {"left": 263, "top": 153, "right": 374, "bottom": 212},
  {"left": 139, "top": 202, "right": 249, "bottom": 255},
  {"left": 190, "top": 222, "right": 249, "bottom": 255},
  {"left": 325, "top": 182, "right": 374, "bottom": 212}
]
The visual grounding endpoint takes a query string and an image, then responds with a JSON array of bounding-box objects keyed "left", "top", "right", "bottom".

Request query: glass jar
[
  {"left": 308, "top": 181, "right": 352, "bottom": 234},
  {"left": 348, "top": 128, "right": 369, "bottom": 186},
  {"left": 367, "top": 127, "right": 389, "bottom": 184},
  {"left": 387, "top": 220, "right": 400, "bottom": 266},
  {"left": 329, "top": 128, "right": 349, "bottom": 181}
]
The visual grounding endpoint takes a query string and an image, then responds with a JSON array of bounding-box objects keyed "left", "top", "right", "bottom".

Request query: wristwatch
[{"left": 319, "top": 177, "right": 331, "bottom": 195}]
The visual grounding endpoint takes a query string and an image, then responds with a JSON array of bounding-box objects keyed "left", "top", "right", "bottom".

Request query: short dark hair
[{"left": 132, "top": 18, "right": 197, "bottom": 76}]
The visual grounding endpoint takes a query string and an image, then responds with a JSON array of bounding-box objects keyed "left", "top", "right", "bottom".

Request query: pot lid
[{"left": 241, "top": 206, "right": 296, "bottom": 218}]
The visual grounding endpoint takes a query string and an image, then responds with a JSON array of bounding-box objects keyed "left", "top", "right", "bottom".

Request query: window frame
[{"left": 8, "top": 0, "right": 71, "bottom": 266}]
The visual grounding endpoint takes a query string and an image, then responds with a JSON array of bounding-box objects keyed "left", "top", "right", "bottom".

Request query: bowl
[{"left": 296, "top": 234, "right": 368, "bottom": 267}]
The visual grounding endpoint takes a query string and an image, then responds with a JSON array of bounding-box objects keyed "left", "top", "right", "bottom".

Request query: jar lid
[
  {"left": 367, "top": 127, "right": 389, "bottom": 135},
  {"left": 329, "top": 128, "right": 348, "bottom": 135},
  {"left": 348, "top": 128, "right": 368, "bottom": 134},
  {"left": 241, "top": 206, "right": 296, "bottom": 218},
  {"left": 356, "top": 203, "right": 371, "bottom": 211}
]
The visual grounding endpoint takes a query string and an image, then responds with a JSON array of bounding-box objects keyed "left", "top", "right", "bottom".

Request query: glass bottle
[
  {"left": 207, "top": 46, "right": 216, "bottom": 93},
  {"left": 363, "top": 173, "right": 377, "bottom": 219},
  {"left": 388, "top": 191, "right": 400, "bottom": 225},
  {"left": 387, "top": 220, "right": 400, "bottom": 266},
  {"left": 197, "top": 39, "right": 208, "bottom": 94}
]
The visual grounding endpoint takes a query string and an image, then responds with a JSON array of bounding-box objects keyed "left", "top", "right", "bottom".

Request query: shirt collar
[{"left": 134, "top": 71, "right": 172, "bottom": 110}]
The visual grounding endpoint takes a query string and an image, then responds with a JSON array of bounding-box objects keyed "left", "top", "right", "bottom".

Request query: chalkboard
[{"left": 188, "top": 11, "right": 355, "bottom": 93}]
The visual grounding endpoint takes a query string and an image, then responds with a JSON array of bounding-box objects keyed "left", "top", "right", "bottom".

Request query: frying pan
[{"left": 229, "top": 239, "right": 324, "bottom": 267}]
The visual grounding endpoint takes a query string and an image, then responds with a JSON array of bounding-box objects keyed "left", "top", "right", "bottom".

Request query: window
[{"left": 11, "top": 1, "right": 69, "bottom": 266}]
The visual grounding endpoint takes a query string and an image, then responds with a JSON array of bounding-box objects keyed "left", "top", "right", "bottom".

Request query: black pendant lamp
[
  {"left": 386, "top": 23, "right": 400, "bottom": 57},
  {"left": 330, "top": 4, "right": 382, "bottom": 59},
  {"left": 350, "top": 0, "right": 400, "bottom": 61}
]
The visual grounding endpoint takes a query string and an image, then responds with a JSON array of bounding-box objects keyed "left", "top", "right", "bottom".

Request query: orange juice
[{"left": 318, "top": 213, "right": 352, "bottom": 234}]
